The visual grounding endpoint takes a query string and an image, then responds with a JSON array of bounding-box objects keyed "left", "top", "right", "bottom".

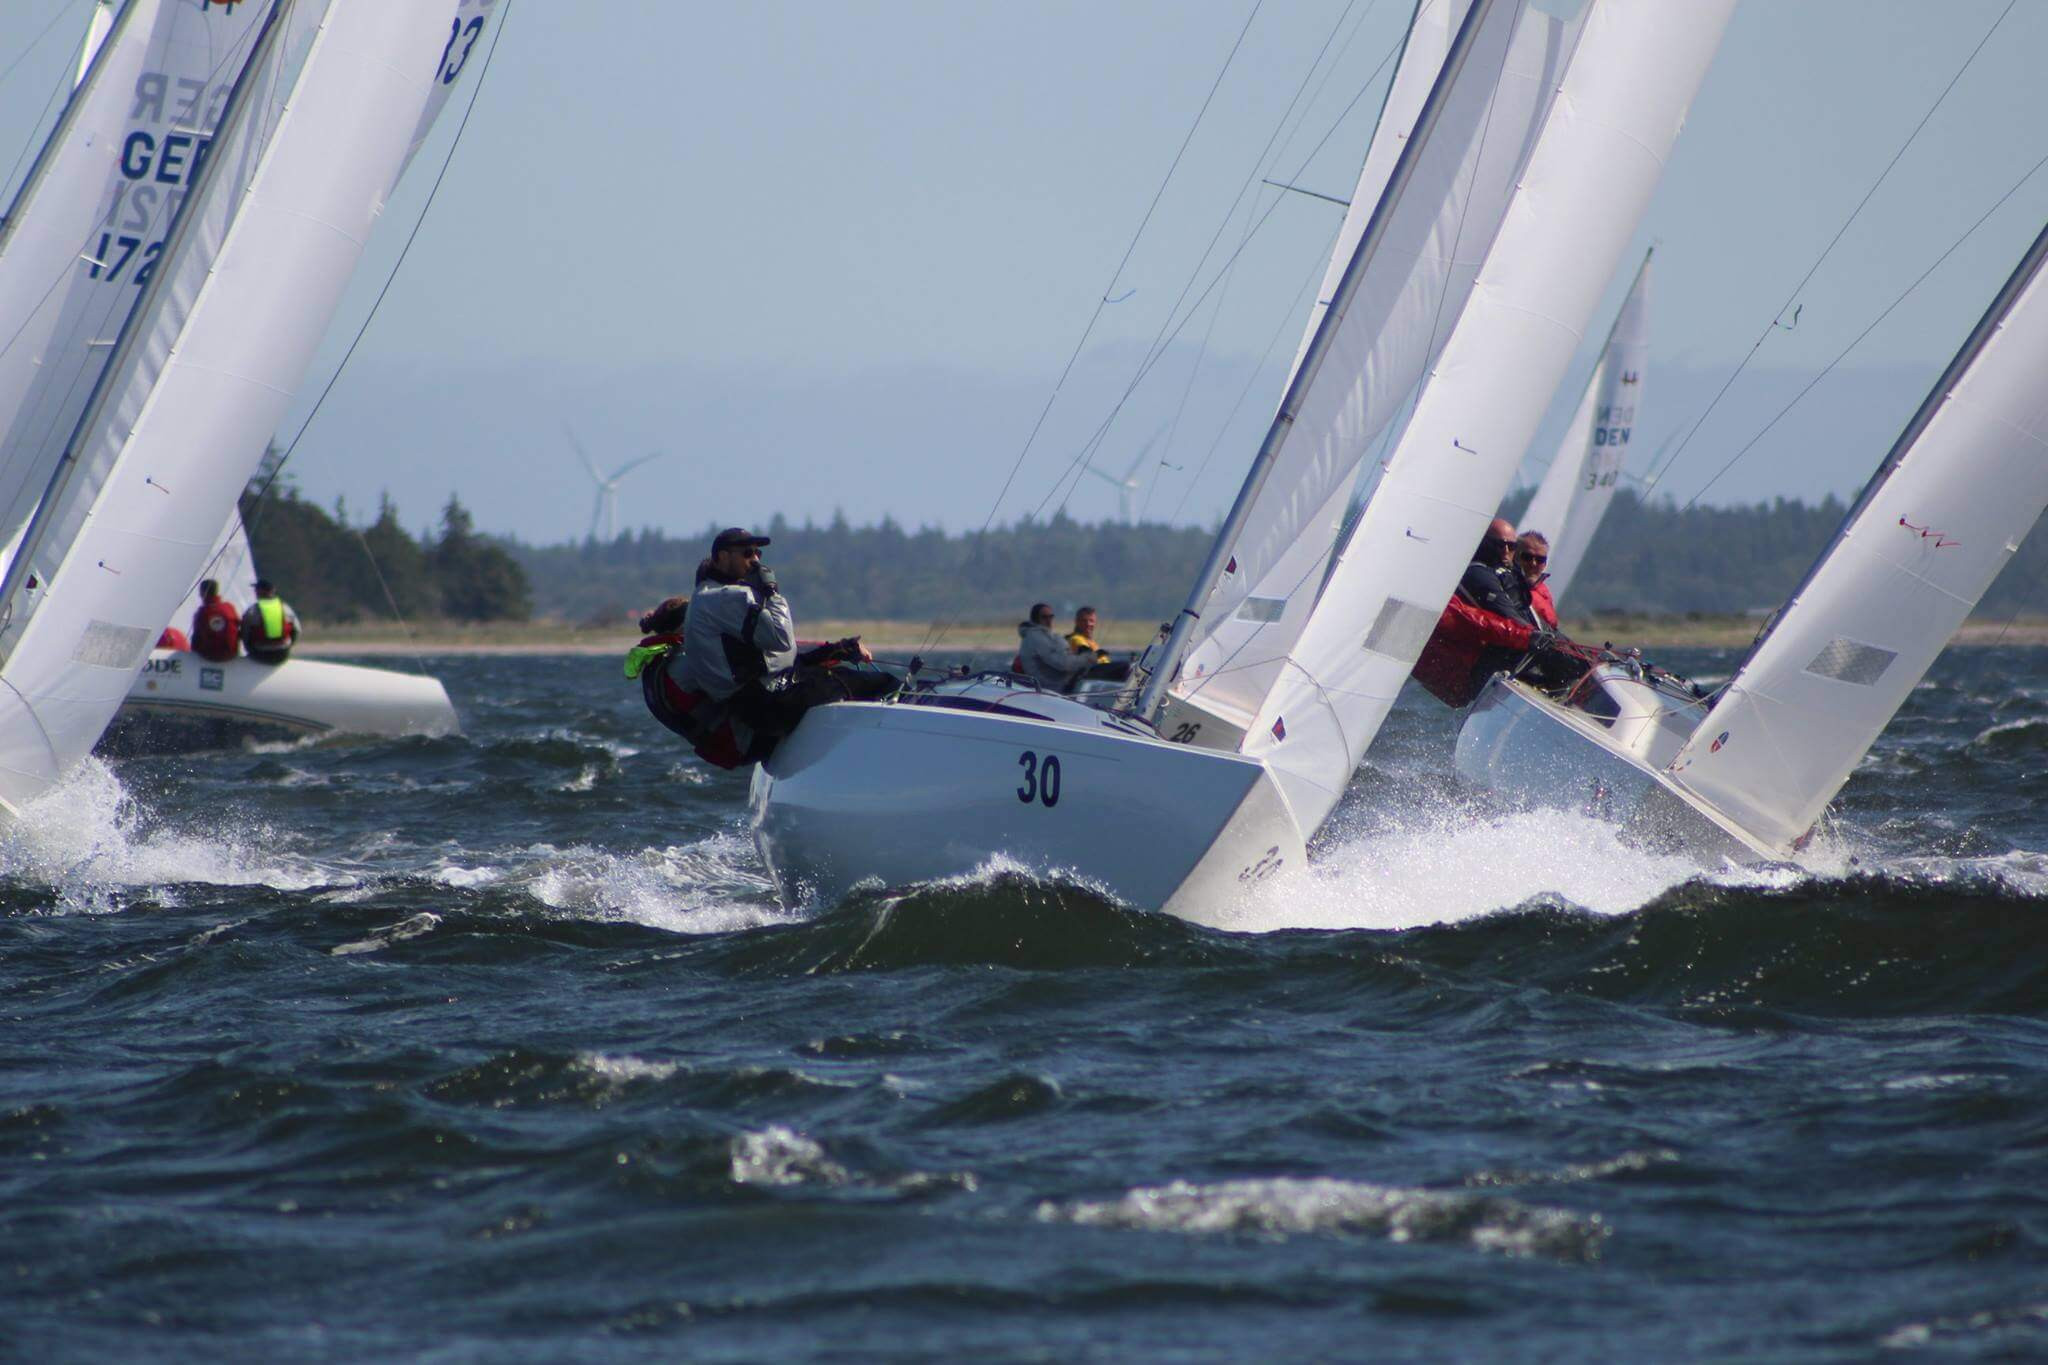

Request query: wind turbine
[
  {"left": 1084, "top": 426, "right": 1167, "bottom": 525},
  {"left": 566, "top": 427, "right": 665, "bottom": 541}
]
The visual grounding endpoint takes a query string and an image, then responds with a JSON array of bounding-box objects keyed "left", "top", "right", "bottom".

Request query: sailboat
[
  {"left": 746, "top": 0, "right": 1736, "bottom": 914},
  {"left": 1516, "top": 248, "right": 1653, "bottom": 606},
  {"left": 106, "top": 512, "right": 458, "bottom": 751},
  {"left": 0, "top": 0, "right": 496, "bottom": 813},
  {"left": 1456, "top": 216, "right": 2048, "bottom": 861}
]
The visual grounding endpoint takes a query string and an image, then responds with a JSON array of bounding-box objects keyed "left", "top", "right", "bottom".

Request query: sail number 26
[{"left": 1016, "top": 752, "right": 1062, "bottom": 807}]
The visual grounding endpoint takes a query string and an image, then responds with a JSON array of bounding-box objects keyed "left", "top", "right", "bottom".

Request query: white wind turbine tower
[
  {"left": 567, "top": 428, "right": 666, "bottom": 541},
  {"left": 1084, "top": 427, "right": 1166, "bottom": 525}
]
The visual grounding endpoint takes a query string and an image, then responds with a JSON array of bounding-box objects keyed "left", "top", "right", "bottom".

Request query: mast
[
  {"left": 0, "top": 1, "right": 292, "bottom": 656},
  {"left": 0, "top": 0, "right": 138, "bottom": 250},
  {"left": 1136, "top": 0, "right": 1503, "bottom": 724}
]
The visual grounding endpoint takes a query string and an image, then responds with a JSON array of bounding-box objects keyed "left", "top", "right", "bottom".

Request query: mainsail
[
  {"left": 1159, "top": 0, "right": 1583, "bottom": 735},
  {"left": 1666, "top": 219, "right": 2048, "bottom": 850},
  {"left": 1519, "top": 247, "right": 1652, "bottom": 606},
  {"left": 0, "top": 0, "right": 497, "bottom": 812},
  {"left": 1244, "top": 0, "right": 1736, "bottom": 830}
]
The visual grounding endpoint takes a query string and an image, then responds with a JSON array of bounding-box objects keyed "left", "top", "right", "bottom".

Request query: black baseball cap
[{"left": 711, "top": 527, "right": 770, "bottom": 553}]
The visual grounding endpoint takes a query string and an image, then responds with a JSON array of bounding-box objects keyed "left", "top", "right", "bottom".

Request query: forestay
[
  {"left": 0, "top": 0, "right": 332, "bottom": 589},
  {"left": 0, "top": 0, "right": 497, "bottom": 811},
  {"left": 1519, "top": 248, "right": 1652, "bottom": 606},
  {"left": 177, "top": 513, "right": 259, "bottom": 631},
  {"left": 1246, "top": 0, "right": 1736, "bottom": 832},
  {"left": 0, "top": 0, "right": 174, "bottom": 565},
  {"left": 1169, "top": 0, "right": 1576, "bottom": 734},
  {"left": 1667, "top": 220, "right": 2048, "bottom": 852}
]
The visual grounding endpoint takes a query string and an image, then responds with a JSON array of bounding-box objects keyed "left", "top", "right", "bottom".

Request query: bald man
[{"left": 1411, "top": 516, "right": 1579, "bottom": 706}]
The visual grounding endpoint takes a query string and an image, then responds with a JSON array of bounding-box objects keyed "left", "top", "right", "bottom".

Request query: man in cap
[
  {"left": 679, "top": 527, "right": 892, "bottom": 761},
  {"left": 240, "top": 578, "right": 300, "bottom": 665}
]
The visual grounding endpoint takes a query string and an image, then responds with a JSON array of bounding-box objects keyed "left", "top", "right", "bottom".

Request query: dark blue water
[{"left": 5, "top": 647, "right": 2046, "bottom": 1360}]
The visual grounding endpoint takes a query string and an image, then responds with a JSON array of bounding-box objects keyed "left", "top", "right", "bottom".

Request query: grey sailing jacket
[{"left": 683, "top": 578, "right": 796, "bottom": 700}]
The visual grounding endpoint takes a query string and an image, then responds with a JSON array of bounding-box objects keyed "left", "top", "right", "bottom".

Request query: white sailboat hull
[
  {"left": 108, "top": 650, "right": 458, "bottom": 748},
  {"left": 748, "top": 694, "right": 1305, "bottom": 917},
  {"left": 1454, "top": 675, "right": 1778, "bottom": 863}
]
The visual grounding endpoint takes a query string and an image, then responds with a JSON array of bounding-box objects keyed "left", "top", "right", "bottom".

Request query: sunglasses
[{"left": 1517, "top": 551, "right": 1547, "bottom": 566}]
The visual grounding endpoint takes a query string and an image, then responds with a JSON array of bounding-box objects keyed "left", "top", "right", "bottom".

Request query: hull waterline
[
  {"left": 1454, "top": 675, "right": 1780, "bottom": 863},
  {"left": 105, "top": 651, "right": 459, "bottom": 751},
  {"left": 749, "top": 695, "right": 1305, "bottom": 918}
]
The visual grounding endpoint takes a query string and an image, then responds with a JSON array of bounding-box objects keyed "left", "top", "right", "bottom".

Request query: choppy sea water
[{"left": 4, "top": 646, "right": 2046, "bottom": 1361}]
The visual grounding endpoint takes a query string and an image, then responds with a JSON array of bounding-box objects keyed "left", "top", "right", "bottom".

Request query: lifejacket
[
  {"left": 192, "top": 599, "right": 240, "bottom": 661},
  {"left": 247, "top": 597, "right": 291, "bottom": 652},
  {"left": 626, "top": 634, "right": 747, "bottom": 770}
]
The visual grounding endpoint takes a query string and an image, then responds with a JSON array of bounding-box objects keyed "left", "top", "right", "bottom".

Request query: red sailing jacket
[
  {"left": 1528, "top": 579, "right": 1558, "bottom": 629},
  {"left": 1409, "top": 595, "right": 1536, "bottom": 708},
  {"left": 191, "top": 599, "right": 240, "bottom": 662}
]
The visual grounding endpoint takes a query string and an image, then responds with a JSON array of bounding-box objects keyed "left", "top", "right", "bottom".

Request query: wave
[
  {"left": 1036, "top": 1176, "right": 1607, "bottom": 1261},
  {"left": 0, "top": 758, "right": 335, "bottom": 910}
]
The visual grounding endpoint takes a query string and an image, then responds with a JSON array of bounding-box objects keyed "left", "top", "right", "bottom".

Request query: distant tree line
[
  {"left": 504, "top": 491, "right": 2048, "bottom": 624},
  {"left": 241, "top": 483, "right": 530, "bottom": 623},
  {"left": 509, "top": 512, "right": 1216, "bottom": 627}
]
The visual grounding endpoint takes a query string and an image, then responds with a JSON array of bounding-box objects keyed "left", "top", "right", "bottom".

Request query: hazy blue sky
[{"left": 5, "top": 1, "right": 2047, "bottom": 545}]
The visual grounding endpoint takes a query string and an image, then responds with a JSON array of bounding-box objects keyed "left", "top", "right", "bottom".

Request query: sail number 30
[{"left": 1016, "top": 752, "right": 1062, "bottom": 807}]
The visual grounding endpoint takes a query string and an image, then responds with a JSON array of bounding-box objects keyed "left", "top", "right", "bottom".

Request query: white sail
[
  {"left": 1279, "top": 0, "right": 1461, "bottom": 394},
  {"left": 1666, "top": 222, "right": 2048, "bottom": 851},
  {"left": 0, "top": 0, "right": 495, "bottom": 811},
  {"left": 1245, "top": 0, "right": 1736, "bottom": 831},
  {"left": 0, "top": 0, "right": 172, "bottom": 554},
  {"left": 1519, "top": 247, "right": 1652, "bottom": 606},
  {"left": 1171, "top": 0, "right": 1461, "bottom": 734},
  {"left": 1165, "top": 0, "right": 1584, "bottom": 736}
]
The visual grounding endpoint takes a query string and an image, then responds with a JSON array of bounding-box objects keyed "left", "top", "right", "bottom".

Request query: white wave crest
[
  {"left": 429, "top": 832, "right": 797, "bottom": 935},
  {"left": 1038, "top": 1176, "right": 1606, "bottom": 1259},
  {"left": 1194, "top": 804, "right": 1726, "bottom": 933},
  {"left": 0, "top": 757, "right": 334, "bottom": 909}
]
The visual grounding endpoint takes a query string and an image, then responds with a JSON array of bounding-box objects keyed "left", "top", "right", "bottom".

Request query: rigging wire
[
  {"left": 228, "top": 0, "right": 516, "bottom": 673},
  {"left": 1040, "top": 0, "right": 1377, "bottom": 523},
  {"left": 0, "top": 7, "right": 274, "bottom": 497},
  {"left": 1641, "top": 0, "right": 2019, "bottom": 498},
  {"left": 1020, "top": 8, "right": 1417, "bottom": 538},
  {"left": 0, "top": 0, "right": 80, "bottom": 200},
  {"left": 1172, "top": 4, "right": 1597, "bottom": 709},
  {"left": 1677, "top": 145, "right": 2048, "bottom": 513},
  {"left": 950, "top": 5, "right": 1266, "bottom": 533}
]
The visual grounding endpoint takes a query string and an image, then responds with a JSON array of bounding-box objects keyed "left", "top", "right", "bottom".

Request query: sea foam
[{"left": 0, "top": 757, "right": 332, "bottom": 908}]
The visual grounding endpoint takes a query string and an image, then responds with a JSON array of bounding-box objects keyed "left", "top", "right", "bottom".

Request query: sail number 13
[{"left": 1016, "top": 752, "right": 1062, "bottom": 807}]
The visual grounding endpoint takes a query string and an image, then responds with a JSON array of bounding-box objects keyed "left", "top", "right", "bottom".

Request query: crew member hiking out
[
  {"left": 1410, "top": 517, "right": 1587, "bottom": 706},
  {"left": 241, "top": 579, "right": 298, "bottom": 665},
  {"left": 1016, "top": 602, "right": 1093, "bottom": 691},
  {"left": 631, "top": 528, "right": 894, "bottom": 768},
  {"left": 191, "top": 579, "right": 240, "bottom": 662}
]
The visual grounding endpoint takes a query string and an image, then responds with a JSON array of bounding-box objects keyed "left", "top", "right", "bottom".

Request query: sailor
[
  {"left": 1065, "top": 606, "right": 1111, "bottom": 664},
  {"left": 191, "top": 578, "right": 241, "bottom": 663},
  {"left": 1514, "top": 531, "right": 1559, "bottom": 628},
  {"left": 678, "top": 527, "right": 892, "bottom": 762},
  {"left": 1411, "top": 519, "right": 1567, "bottom": 707},
  {"left": 1016, "top": 602, "right": 1093, "bottom": 691},
  {"left": 156, "top": 626, "right": 191, "bottom": 651},
  {"left": 625, "top": 595, "right": 746, "bottom": 768},
  {"left": 240, "top": 579, "right": 300, "bottom": 665}
]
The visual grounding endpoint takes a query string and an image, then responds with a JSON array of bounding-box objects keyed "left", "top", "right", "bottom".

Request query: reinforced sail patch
[
  {"left": 1804, "top": 637, "right": 1896, "bottom": 687},
  {"left": 72, "top": 620, "right": 153, "bottom": 669},
  {"left": 1234, "top": 596, "right": 1286, "bottom": 624},
  {"left": 1362, "top": 597, "right": 1439, "bottom": 660}
]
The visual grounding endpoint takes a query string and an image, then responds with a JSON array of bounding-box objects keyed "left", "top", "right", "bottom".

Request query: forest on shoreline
[{"left": 243, "top": 487, "right": 2048, "bottom": 628}]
